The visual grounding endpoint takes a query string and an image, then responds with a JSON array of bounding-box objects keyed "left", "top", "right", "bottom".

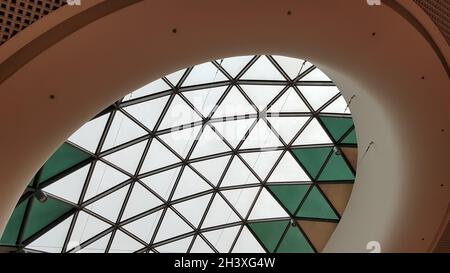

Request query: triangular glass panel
[
  {"left": 240, "top": 120, "right": 283, "bottom": 149},
  {"left": 158, "top": 95, "right": 202, "bottom": 130},
  {"left": 44, "top": 164, "right": 89, "bottom": 203},
  {"left": 297, "top": 219, "right": 337, "bottom": 252},
  {"left": 299, "top": 67, "right": 332, "bottom": 81},
  {"left": 102, "top": 140, "right": 147, "bottom": 175},
  {"left": 212, "top": 118, "right": 255, "bottom": 148},
  {"left": 268, "top": 87, "right": 309, "bottom": 113},
  {"left": 292, "top": 118, "right": 332, "bottom": 145},
  {"left": 140, "top": 139, "right": 180, "bottom": 173},
  {"left": 68, "top": 114, "right": 109, "bottom": 153},
  {"left": 318, "top": 152, "right": 354, "bottom": 181},
  {"left": 232, "top": 226, "right": 265, "bottom": 253},
  {"left": 211, "top": 86, "right": 256, "bottom": 119},
  {"left": 241, "top": 85, "right": 284, "bottom": 111},
  {"left": 276, "top": 226, "right": 314, "bottom": 253},
  {"left": 69, "top": 211, "right": 111, "bottom": 248},
  {"left": 272, "top": 55, "right": 305, "bottom": 80},
  {"left": 190, "top": 125, "right": 231, "bottom": 159},
  {"left": 140, "top": 167, "right": 181, "bottom": 201},
  {"left": 0, "top": 201, "right": 27, "bottom": 245},
  {"left": 165, "top": 69, "right": 186, "bottom": 86},
  {"left": 319, "top": 116, "right": 354, "bottom": 142},
  {"left": 159, "top": 125, "right": 201, "bottom": 159},
  {"left": 341, "top": 129, "right": 357, "bottom": 145},
  {"left": 240, "top": 56, "right": 285, "bottom": 81},
  {"left": 172, "top": 167, "right": 212, "bottom": 200},
  {"left": 202, "top": 194, "right": 240, "bottom": 228},
  {"left": 190, "top": 236, "right": 214, "bottom": 253},
  {"left": 296, "top": 186, "right": 339, "bottom": 220},
  {"left": 182, "top": 62, "right": 228, "bottom": 86},
  {"left": 269, "top": 184, "right": 310, "bottom": 214},
  {"left": 122, "top": 183, "right": 163, "bottom": 220},
  {"left": 156, "top": 236, "right": 193, "bottom": 253},
  {"left": 109, "top": 230, "right": 145, "bottom": 253},
  {"left": 123, "top": 79, "right": 171, "bottom": 101},
  {"left": 249, "top": 220, "right": 289, "bottom": 252},
  {"left": 84, "top": 161, "right": 129, "bottom": 201},
  {"left": 154, "top": 208, "right": 193, "bottom": 243},
  {"left": 27, "top": 216, "right": 73, "bottom": 253},
  {"left": 101, "top": 111, "right": 147, "bottom": 151},
  {"left": 322, "top": 96, "right": 351, "bottom": 114},
  {"left": 220, "top": 156, "right": 260, "bottom": 187},
  {"left": 292, "top": 147, "right": 332, "bottom": 179},
  {"left": 266, "top": 116, "right": 309, "bottom": 143},
  {"left": 122, "top": 210, "right": 163, "bottom": 243},
  {"left": 182, "top": 86, "right": 227, "bottom": 117},
  {"left": 240, "top": 150, "right": 283, "bottom": 181},
  {"left": 298, "top": 86, "right": 340, "bottom": 111},
  {"left": 221, "top": 186, "right": 259, "bottom": 217},
  {"left": 203, "top": 225, "right": 241, "bottom": 253},
  {"left": 267, "top": 153, "right": 310, "bottom": 182},
  {"left": 248, "top": 188, "right": 289, "bottom": 220},
  {"left": 75, "top": 233, "right": 110, "bottom": 253},
  {"left": 173, "top": 194, "right": 212, "bottom": 227},
  {"left": 190, "top": 155, "right": 231, "bottom": 186},
  {"left": 85, "top": 185, "right": 129, "bottom": 222},
  {"left": 123, "top": 96, "right": 170, "bottom": 131},
  {"left": 218, "top": 55, "right": 253, "bottom": 78}
]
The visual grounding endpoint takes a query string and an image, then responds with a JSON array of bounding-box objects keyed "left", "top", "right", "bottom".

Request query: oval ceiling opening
[{"left": 1, "top": 55, "right": 358, "bottom": 253}]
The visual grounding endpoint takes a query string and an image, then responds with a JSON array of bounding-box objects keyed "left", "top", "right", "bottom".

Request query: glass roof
[{"left": 0, "top": 55, "right": 358, "bottom": 253}]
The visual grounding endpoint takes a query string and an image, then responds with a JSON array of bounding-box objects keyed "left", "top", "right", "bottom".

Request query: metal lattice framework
[{"left": 0, "top": 55, "right": 358, "bottom": 253}]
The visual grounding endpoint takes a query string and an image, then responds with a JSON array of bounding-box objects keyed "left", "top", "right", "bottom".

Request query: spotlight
[
  {"left": 333, "top": 146, "right": 341, "bottom": 155},
  {"left": 35, "top": 190, "right": 48, "bottom": 203}
]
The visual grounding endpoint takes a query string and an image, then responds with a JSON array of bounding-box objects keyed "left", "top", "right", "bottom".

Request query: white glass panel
[
  {"left": 266, "top": 116, "right": 309, "bottom": 143},
  {"left": 140, "top": 167, "right": 181, "bottom": 201},
  {"left": 109, "top": 230, "right": 144, "bottom": 253},
  {"left": 300, "top": 67, "right": 332, "bottom": 81},
  {"left": 190, "top": 125, "right": 230, "bottom": 159},
  {"left": 240, "top": 120, "right": 283, "bottom": 149},
  {"left": 122, "top": 183, "right": 163, "bottom": 220},
  {"left": 202, "top": 194, "right": 240, "bottom": 228},
  {"left": 182, "top": 62, "right": 228, "bottom": 86},
  {"left": 156, "top": 236, "right": 193, "bottom": 253},
  {"left": 122, "top": 210, "right": 162, "bottom": 243},
  {"left": 212, "top": 86, "right": 256, "bottom": 119},
  {"left": 159, "top": 125, "right": 201, "bottom": 159},
  {"left": 172, "top": 167, "right": 212, "bottom": 200},
  {"left": 219, "top": 56, "right": 253, "bottom": 77},
  {"left": 103, "top": 140, "right": 147, "bottom": 175},
  {"left": 44, "top": 164, "right": 89, "bottom": 203},
  {"left": 84, "top": 161, "right": 129, "bottom": 201},
  {"left": 221, "top": 186, "right": 259, "bottom": 217},
  {"left": 299, "top": 86, "right": 339, "bottom": 110},
  {"left": 165, "top": 69, "right": 186, "bottom": 86},
  {"left": 173, "top": 194, "right": 212, "bottom": 227},
  {"left": 85, "top": 185, "right": 129, "bottom": 222},
  {"left": 221, "top": 157, "right": 259, "bottom": 187},
  {"left": 27, "top": 216, "right": 73, "bottom": 253},
  {"left": 241, "top": 85, "right": 284, "bottom": 111},
  {"left": 190, "top": 236, "right": 214, "bottom": 253},
  {"left": 268, "top": 87, "right": 309, "bottom": 113},
  {"left": 232, "top": 226, "right": 265, "bottom": 253},
  {"left": 248, "top": 188, "right": 289, "bottom": 220},
  {"left": 69, "top": 211, "right": 110, "bottom": 247},
  {"left": 267, "top": 153, "right": 310, "bottom": 182},
  {"left": 272, "top": 55, "right": 305, "bottom": 79},
  {"left": 123, "top": 96, "right": 169, "bottom": 131},
  {"left": 240, "top": 150, "right": 282, "bottom": 181},
  {"left": 140, "top": 139, "right": 180, "bottom": 173},
  {"left": 292, "top": 118, "right": 332, "bottom": 145},
  {"left": 68, "top": 114, "right": 109, "bottom": 153},
  {"left": 212, "top": 118, "right": 255, "bottom": 148},
  {"left": 203, "top": 225, "right": 241, "bottom": 253},
  {"left": 322, "top": 95, "right": 351, "bottom": 114},
  {"left": 159, "top": 95, "right": 202, "bottom": 130},
  {"left": 76, "top": 233, "right": 110, "bottom": 253},
  {"left": 154, "top": 208, "right": 193, "bottom": 243},
  {"left": 240, "top": 56, "right": 285, "bottom": 81},
  {"left": 101, "top": 111, "right": 147, "bottom": 151},
  {"left": 190, "top": 155, "right": 231, "bottom": 186},
  {"left": 123, "top": 79, "right": 171, "bottom": 101},
  {"left": 183, "top": 86, "right": 227, "bottom": 117}
]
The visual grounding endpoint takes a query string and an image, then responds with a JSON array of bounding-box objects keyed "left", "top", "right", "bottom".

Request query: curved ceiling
[{"left": 0, "top": 0, "right": 448, "bottom": 253}]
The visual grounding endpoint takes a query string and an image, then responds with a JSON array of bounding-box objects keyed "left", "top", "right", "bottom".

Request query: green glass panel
[
  {"left": 276, "top": 226, "right": 314, "bottom": 253},
  {"left": 22, "top": 197, "right": 74, "bottom": 241},
  {"left": 293, "top": 147, "right": 332, "bottom": 179},
  {"left": 318, "top": 152, "right": 354, "bottom": 181},
  {"left": 249, "top": 220, "right": 289, "bottom": 252},
  {"left": 269, "top": 185, "right": 310, "bottom": 214},
  {"left": 0, "top": 200, "right": 28, "bottom": 245},
  {"left": 296, "top": 186, "right": 338, "bottom": 220},
  {"left": 37, "top": 143, "right": 91, "bottom": 184},
  {"left": 320, "top": 116, "right": 353, "bottom": 142},
  {"left": 341, "top": 129, "right": 357, "bottom": 145}
]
